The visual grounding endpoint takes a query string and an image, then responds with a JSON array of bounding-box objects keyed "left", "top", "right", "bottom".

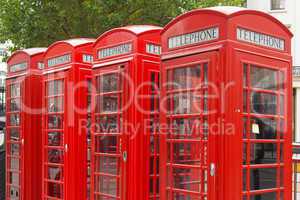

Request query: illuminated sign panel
[
  {"left": 146, "top": 43, "right": 161, "bottom": 55},
  {"left": 83, "top": 54, "right": 93, "bottom": 63},
  {"left": 168, "top": 27, "right": 219, "bottom": 49},
  {"left": 237, "top": 27, "right": 285, "bottom": 51},
  {"left": 47, "top": 54, "right": 71, "bottom": 68},
  {"left": 98, "top": 43, "right": 132, "bottom": 59},
  {"left": 10, "top": 62, "right": 28, "bottom": 72}
]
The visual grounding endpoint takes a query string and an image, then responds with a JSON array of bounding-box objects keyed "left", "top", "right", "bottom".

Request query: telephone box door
[
  {"left": 160, "top": 51, "right": 218, "bottom": 200},
  {"left": 92, "top": 64, "right": 128, "bottom": 200},
  {"left": 238, "top": 52, "right": 291, "bottom": 200},
  {"left": 43, "top": 73, "right": 65, "bottom": 199},
  {"left": 6, "top": 79, "right": 23, "bottom": 200}
]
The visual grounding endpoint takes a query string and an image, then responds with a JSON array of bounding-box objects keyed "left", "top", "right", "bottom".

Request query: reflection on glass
[
  {"left": 48, "top": 97, "right": 63, "bottom": 113},
  {"left": 47, "top": 183, "right": 62, "bottom": 198},
  {"left": 48, "top": 167, "right": 62, "bottom": 181},
  {"left": 100, "top": 95, "right": 119, "bottom": 113},
  {"left": 97, "top": 176, "right": 118, "bottom": 196},
  {"left": 250, "top": 168, "right": 277, "bottom": 190},
  {"left": 251, "top": 92, "right": 277, "bottom": 115},
  {"left": 10, "top": 84, "right": 20, "bottom": 97},
  {"left": 10, "top": 114, "right": 20, "bottom": 126},
  {"left": 10, "top": 99, "right": 20, "bottom": 111},
  {"left": 170, "top": 118, "right": 201, "bottom": 139},
  {"left": 48, "top": 149, "right": 63, "bottom": 164},
  {"left": 47, "top": 80, "right": 63, "bottom": 96},
  {"left": 10, "top": 128, "right": 20, "bottom": 141},
  {"left": 172, "top": 167, "right": 201, "bottom": 192},
  {"left": 250, "top": 118, "right": 277, "bottom": 139},
  {"left": 9, "top": 172, "right": 19, "bottom": 185},
  {"left": 97, "top": 116, "right": 120, "bottom": 133},
  {"left": 250, "top": 66, "right": 276, "bottom": 90},
  {"left": 250, "top": 143, "right": 277, "bottom": 164},
  {"left": 48, "top": 115, "right": 63, "bottom": 129},
  {"left": 172, "top": 143, "right": 201, "bottom": 165},
  {"left": 98, "top": 73, "right": 118, "bottom": 93},
  {"left": 10, "top": 158, "right": 19, "bottom": 170},
  {"left": 10, "top": 144, "right": 20, "bottom": 156},
  {"left": 95, "top": 136, "right": 117, "bottom": 153},
  {"left": 95, "top": 156, "right": 118, "bottom": 175},
  {"left": 171, "top": 65, "right": 201, "bottom": 89},
  {"left": 48, "top": 132, "right": 62, "bottom": 146},
  {"left": 172, "top": 92, "right": 202, "bottom": 114}
]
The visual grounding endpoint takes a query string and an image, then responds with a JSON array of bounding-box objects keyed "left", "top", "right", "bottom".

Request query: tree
[{"left": 0, "top": 0, "right": 244, "bottom": 51}]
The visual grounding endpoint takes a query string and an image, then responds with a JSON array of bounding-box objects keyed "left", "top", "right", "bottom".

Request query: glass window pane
[
  {"left": 171, "top": 65, "right": 201, "bottom": 90},
  {"left": 251, "top": 92, "right": 277, "bottom": 115},
  {"left": 250, "top": 66, "right": 277, "bottom": 90},
  {"left": 10, "top": 98, "right": 20, "bottom": 111},
  {"left": 47, "top": 80, "right": 63, "bottom": 96},
  {"left": 250, "top": 192, "right": 277, "bottom": 200},
  {"left": 96, "top": 116, "right": 120, "bottom": 133},
  {"left": 250, "top": 143, "right": 277, "bottom": 164},
  {"left": 99, "top": 95, "right": 119, "bottom": 113},
  {"left": 172, "top": 142, "right": 201, "bottom": 165},
  {"left": 10, "top": 84, "right": 20, "bottom": 97},
  {"left": 10, "top": 144, "right": 20, "bottom": 156},
  {"left": 47, "top": 182, "right": 63, "bottom": 198},
  {"left": 48, "top": 132, "right": 63, "bottom": 146},
  {"left": 271, "top": 0, "right": 285, "bottom": 10},
  {"left": 250, "top": 168, "right": 277, "bottom": 190},
  {"left": 172, "top": 92, "right": 202, "bottom": 114},
  {"left": 95, "top": 156, "right": 118, "bottom": 175},
  {"left": 98, "top": 73, "right": 118, "bottom": 93},
  {"left": 250, "top": 118, "right": 277, "bottom": 139},
  {"left": 9, "top": 128, "right": 20, "bottom": 141},
  {"left": 95, "top": 136, "right": 117, "bottom": 153},
  {"left": 48, "top": 149, "right": 64, "bottom": 164},
  {"left": 48, "top": 115, "right": 63, "bottom": 129},
  {"left": 10, "top": 114, "right": 20, "bottom": 126},
  {"left": 48, "top": 97, "right": 63, "bottom": 113},
  {"left": 170, "top": 118, "right": 201, "bottom": 140},
  {"left": 48, "top": 166, "right": 63, "bottom": 181},
  {"left": 172, "top": 167, "right": 201, "bottom": 192}
]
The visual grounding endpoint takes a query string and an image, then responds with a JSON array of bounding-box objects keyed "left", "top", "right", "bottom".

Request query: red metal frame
[
  {"left": 160, "top": 7, "right": 293, "bottom": 200},
  {"left": 6, "top": 48, "right": 46, "bottom": 200},
  {"left": 91, "top": 25, "right": 162, "bottom": 200},
  {"left": 42, "top": 38, "right": 95, "bottom": 200}
]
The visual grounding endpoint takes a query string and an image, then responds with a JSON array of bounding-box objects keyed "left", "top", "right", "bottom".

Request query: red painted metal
[
  {"left": 6, "top": 48, "right": 46, "bottom": 200},
  {"left": 160, "top": 7, "right": 293, "bottom": 200},
  {"left": 42, "top": 38, "right": 95, "bottom": 200},
  {"left": 91, "top": 25, "right": 162, "bottom": 200}
]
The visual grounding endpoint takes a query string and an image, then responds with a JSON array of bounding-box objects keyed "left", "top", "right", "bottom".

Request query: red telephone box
[
  {"left": 6, "top": 48, "right": 46, "bottom": 200},
  {"left": 91, "top": 25, "right": 161, "bottom": 200},
  {"left": 42, "top": 38, "right": 95, "bottom": 200},
  {"left": 160, "top": 7, "right": 292, "bottom": 200}
]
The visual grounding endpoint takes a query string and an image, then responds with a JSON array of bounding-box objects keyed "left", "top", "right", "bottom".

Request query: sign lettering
[
  {"left": 168, "top": 27, "right": 219, "bottom": 49},
  {"left": 237, "top": 27, "right": 285, "bottom": 51},
  {"left": 48, "top": 54, "right": 71, "bottom": 68},
  {"left": 98, "top": 43, "right": 132, "bottom": 59},
  {"left": 10, "top": 62, "right": 27, "bottom": 72}
]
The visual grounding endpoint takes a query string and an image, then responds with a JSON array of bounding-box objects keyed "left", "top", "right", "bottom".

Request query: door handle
[
  {"left": 122, "top": 151, "right": 127, "bottom": 162},
  {"left": 210, "top": 163, "right": 216, "bottom": 177}
]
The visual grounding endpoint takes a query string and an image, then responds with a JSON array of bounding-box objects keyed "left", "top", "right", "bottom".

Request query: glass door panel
[
  {"left": 44, "top": 79, "right": 64, "bottom": 199},
  {"left": 93, "top": 68, "right": 124, "bottom": 199},
  {"left": 242, "top": 64, "right": 286, "bottom": 200},
  {"left": 165, "top": 63, "right": 210, "bottom": 200},
  {"left": 6, "top": 81, "right": 22, "bottom": 200}
]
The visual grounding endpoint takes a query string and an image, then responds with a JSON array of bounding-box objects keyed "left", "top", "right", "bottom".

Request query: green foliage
[{"left": 0, "top": 0, "right": 244, "bottom": 50}]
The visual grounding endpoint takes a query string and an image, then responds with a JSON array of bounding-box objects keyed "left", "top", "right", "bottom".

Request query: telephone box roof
[
  {"left": 162, "top": 6, "right": 292, "bottom": 36},
  {"left": 94, "top": 25, "right": 162, "bottom": 46},
  {"left": 7, "top": 48, "right": 47, "bottom": 63}
]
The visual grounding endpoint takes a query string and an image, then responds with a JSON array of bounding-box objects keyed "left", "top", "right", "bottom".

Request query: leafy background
[{"left": 0, "top": 0, "right": 245, "bottom": 52}]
